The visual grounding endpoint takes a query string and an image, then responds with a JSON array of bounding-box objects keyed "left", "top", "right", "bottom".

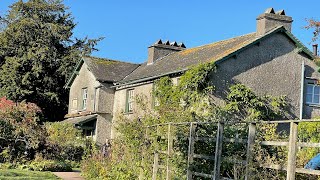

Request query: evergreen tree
[{"left": 0, "top": 0, "right": 101, "bottom": 121}]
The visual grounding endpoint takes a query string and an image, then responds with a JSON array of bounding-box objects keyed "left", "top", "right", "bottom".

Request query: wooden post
[
  {"left": 213, "top": 122, "right": 224, "bottom": 180},
  {"left": 139, "top": 127, "right": 149, "bottom": 180},
  {"left": 187, "top": 122, "right": 196, "bottom": 180},
  {"left": 245, "top": 123, "right": 256, "bottom": 180},
  {"left": 152, "top": 152, "right": 159, "bottom": 180},
  {"left": 152, "top": 125, "right": 160, "bottom": 180},
  {"left": 287, "top": 121, "right": 298, "bottom": 180},
  {"left": 166, "top": 123, "right": 173, "bottom": 180}
]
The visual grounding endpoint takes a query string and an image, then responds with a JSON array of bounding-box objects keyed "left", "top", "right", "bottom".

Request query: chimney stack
[
  {"left": 256, "top": 8, "right": 293, "bottom": 36},
  {"left": 313, "top": 44, "right": 318, "bottom": 56},
  {"left": 147, "top": 39, "right": 186, "bottom": 65}
]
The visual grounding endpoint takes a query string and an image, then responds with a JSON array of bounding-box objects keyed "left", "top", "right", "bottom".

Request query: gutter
[{"left": 112, "top": 68, "right": 187, "bottom": 88}]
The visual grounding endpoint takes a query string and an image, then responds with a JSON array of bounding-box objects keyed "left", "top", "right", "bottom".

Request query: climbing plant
[{"left": 81, "top": 62, "right": 291, "bottom": 179}]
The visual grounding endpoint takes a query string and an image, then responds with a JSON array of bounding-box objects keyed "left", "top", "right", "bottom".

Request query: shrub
[
  {"left": 28, "top": 158, "right": 72, "bottom": 172},
  {"left": 0, "top": 97, "right": 46, "bottom": 162},
  {"left": 43, "top": 122, "right": 86, "bottom": 163}
]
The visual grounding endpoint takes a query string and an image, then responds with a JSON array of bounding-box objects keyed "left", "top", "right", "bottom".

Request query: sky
[{"left": 0, "top": 0, "right": 319, "bottom": 63}]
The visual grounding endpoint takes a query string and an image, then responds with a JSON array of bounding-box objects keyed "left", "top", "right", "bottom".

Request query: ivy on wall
[{"left": 81, "top": 61, "right": 292, "bottom": 179}]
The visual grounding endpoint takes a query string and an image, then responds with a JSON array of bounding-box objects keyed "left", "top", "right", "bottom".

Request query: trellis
[{"left": 145, "top": 119, "right": 320, "bottom": 180}]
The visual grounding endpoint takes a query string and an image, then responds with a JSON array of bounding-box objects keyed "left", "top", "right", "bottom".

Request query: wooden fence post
[
  {"left": 166, "top": 123, "right": 173, "bottom": 180},
  {"left": 187, "top": 122, "right": 196, "bottom": 180},
  {"left": 152, "top": 152, "right": 159, "bottom": 180},
  {"left": 213, "top": 121, "right": 224, "bottom": 180},
  {"left": 245, "top": 123, "right": 256, "bottom": 180},
  {"left": 139, "top": 127, "right": 149, "bottom": 180},
  {"left": 287, "top": 121, "right": 298, "bottom": 180}
]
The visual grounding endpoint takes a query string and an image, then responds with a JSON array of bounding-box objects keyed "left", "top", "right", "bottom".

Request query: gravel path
[{"left": 53, "top": 171, "right": 84, "bottom": 180}]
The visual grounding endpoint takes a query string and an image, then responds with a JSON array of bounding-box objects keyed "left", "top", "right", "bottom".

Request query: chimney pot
[
  {"left": 256, "top": 8, "right": 293, "bottom": 36},
  {"left": 265, "top": 8, "right": 275, "bottom": 14},
  {"left": 147, "top": 39, "right": 186, "bottom": 65},
  {"left": 155, "top": 39, "right": 162, "bottom": 45},
  {"left": 276, "top": 10, "right": 286, "bottom": 15},
  {"left": 170, "top": 41, "right": 178, "bottom": 46},
  {"left": 313, "top": 44, "right": 318, "bottom": 56}
]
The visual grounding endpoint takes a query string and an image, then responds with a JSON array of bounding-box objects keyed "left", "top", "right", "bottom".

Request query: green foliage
[
  {"left": 297, "top": 121, "right": 320, "bottom": 169},
  {"left": 0, "top": 169, "right": 59, "bottom": 180},
  {"left": 0, "top": 97, "right": 46, "bottom": 162},
  {"left": 46, "top": 122, "right": 84, "bottom": 146},
  {"left": 0, "top": 0, "right": 102, "bottom": 121},
  {"left": 224, "top": 84, "right": 288, "bottom": 121},
  {"left": 27, "top": 158, "right": 72, "bottom": 172},
  {"left": 153, "top": 62, "right": 216, "bottom": 123},
  {"left": 81, "top": 62, "right": 290, "bottom": 179}
]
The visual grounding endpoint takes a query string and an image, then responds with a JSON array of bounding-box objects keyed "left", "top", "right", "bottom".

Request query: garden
[{"left": 0, "top": 97, "right": 93, "bottom": 179}]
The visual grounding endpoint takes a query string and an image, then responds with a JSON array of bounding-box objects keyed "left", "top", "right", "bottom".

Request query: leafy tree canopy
[{"left": 0, "top": 0, "right": 102, "bottom": 121}]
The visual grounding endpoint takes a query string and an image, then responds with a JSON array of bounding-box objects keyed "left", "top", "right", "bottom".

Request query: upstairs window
[
  {"left": 306, "top": 84, "right": 320, "bottom": 105},
  {"left": 125, "top": 89, "right": 134, "bottom": 113},
  {"left": 82, "top": 88, "right": 88, "bottom": 110}
]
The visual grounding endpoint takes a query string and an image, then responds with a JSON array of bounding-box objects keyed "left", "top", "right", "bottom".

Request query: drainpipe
[{"left": 299, "top": 61, "right": 305, "bottom": 120}]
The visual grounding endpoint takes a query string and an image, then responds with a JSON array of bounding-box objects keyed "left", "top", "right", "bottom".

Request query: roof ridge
[
  {"left": 183, "top": 32, "right": 256, "bottom": 51},
  {"left": 148, "top": 32, "right": 256, "bottom": 66},
  {"left": 84, "top": 55, "right": 140, "bottom": 65}
]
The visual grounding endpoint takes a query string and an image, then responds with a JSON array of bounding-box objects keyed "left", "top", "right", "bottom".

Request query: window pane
[
  {"left": 306, "top": 94, "right": 312, "bottom": 103},
  {"left": 314, "top": 95, "right": 320, "bottom": 104},
  {"left": 315, "top": 86, "right": 320, "bottom": 95},
  {"left": 307, "top": 85, "right": 314, "bottom": 94}
]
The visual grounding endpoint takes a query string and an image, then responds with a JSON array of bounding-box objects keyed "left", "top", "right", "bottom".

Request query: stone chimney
[
  {"left": 256, "top": 8, "right": 293, "bottom": 36},
  {"left": 147, "top": 39, "right": 186, "bottom": 65}
]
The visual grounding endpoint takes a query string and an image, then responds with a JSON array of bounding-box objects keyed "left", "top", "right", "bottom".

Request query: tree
[
  {"left": 0, "top": 0, "right": 101, "bottom": 121},
  {"left": 304, "top": 18, "right": 320, "bottom": 43}
]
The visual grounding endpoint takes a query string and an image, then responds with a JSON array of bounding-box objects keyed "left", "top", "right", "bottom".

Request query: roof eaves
[
  {"left": 283, "top": 30, "right": 315, "bottom": 59},
  {"left": 64, "top": 57, "right": 84, "bottom": 89},
  {"left": 113, "top": 68, "right": 187, "bottom": 87},
  {"left": 215, "top": 26, "right": 315, "bottom": 65}
]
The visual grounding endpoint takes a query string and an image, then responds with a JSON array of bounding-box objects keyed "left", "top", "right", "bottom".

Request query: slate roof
[
  {"left": 120, "top": 33, "right": 257, "bottom": 83},
  {"left": 65, "top": 56, "right": 139, "bottom": 88},
  {"left": 119, "top": 26, "right": 314, "bottom": 84},
  {"left": 84, "top": 56, "right": 139, "bottom": 82}
]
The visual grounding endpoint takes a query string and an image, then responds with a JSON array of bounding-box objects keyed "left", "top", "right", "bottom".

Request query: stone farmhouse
[{"left": 63, "top": 8, "right": 320, "bottom": 145}]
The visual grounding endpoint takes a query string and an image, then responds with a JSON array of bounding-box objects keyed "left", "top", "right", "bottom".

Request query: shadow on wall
[{"left": 209, "top": 35, "right": 300, "bottom": 120}]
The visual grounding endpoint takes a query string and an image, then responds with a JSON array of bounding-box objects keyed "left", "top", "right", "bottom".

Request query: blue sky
[{"left": 1, "top": 0, "right": 319, "bottom": 63}]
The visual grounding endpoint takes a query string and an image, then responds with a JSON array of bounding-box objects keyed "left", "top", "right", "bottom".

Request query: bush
[
  {"left": 28, "top": 159, "right": 72, "bottom": 172},
  {"left": 43, "top": 122, "right": 86, "bottom": 163},
  {"left": 0, "top": 97, "right": 46, "bottom": 162}
]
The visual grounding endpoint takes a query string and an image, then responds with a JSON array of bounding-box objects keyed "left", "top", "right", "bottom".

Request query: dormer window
[{"left": 82, "top": 88, "right": 88, "bottom": 110}]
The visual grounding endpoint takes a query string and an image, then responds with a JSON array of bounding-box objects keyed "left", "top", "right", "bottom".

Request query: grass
[{"left": 0, "top": 169, "right": 60, "bottom": 180}]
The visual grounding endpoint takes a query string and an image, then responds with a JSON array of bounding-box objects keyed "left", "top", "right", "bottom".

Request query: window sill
[
  {"left": 306, "top": 103, "right": 320, "bottom": 108},
  {"left": 123, "top": 111, "right": 134, "bottom": 115}
]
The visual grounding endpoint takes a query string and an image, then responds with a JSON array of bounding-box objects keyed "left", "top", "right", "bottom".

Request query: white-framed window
[
  {"left": 82, "top": 88, "right": 88, "bottom": 110},
  {"left": 126, "top": 89, "right": 134, "bottom": 113},
  {"left": 306, "top": 84, "right": 320, "bottom": 105}
]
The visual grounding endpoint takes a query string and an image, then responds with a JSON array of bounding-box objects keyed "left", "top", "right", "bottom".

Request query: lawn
[{"left": 0, "top": 169, "right": 59, "bottom": 180}]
